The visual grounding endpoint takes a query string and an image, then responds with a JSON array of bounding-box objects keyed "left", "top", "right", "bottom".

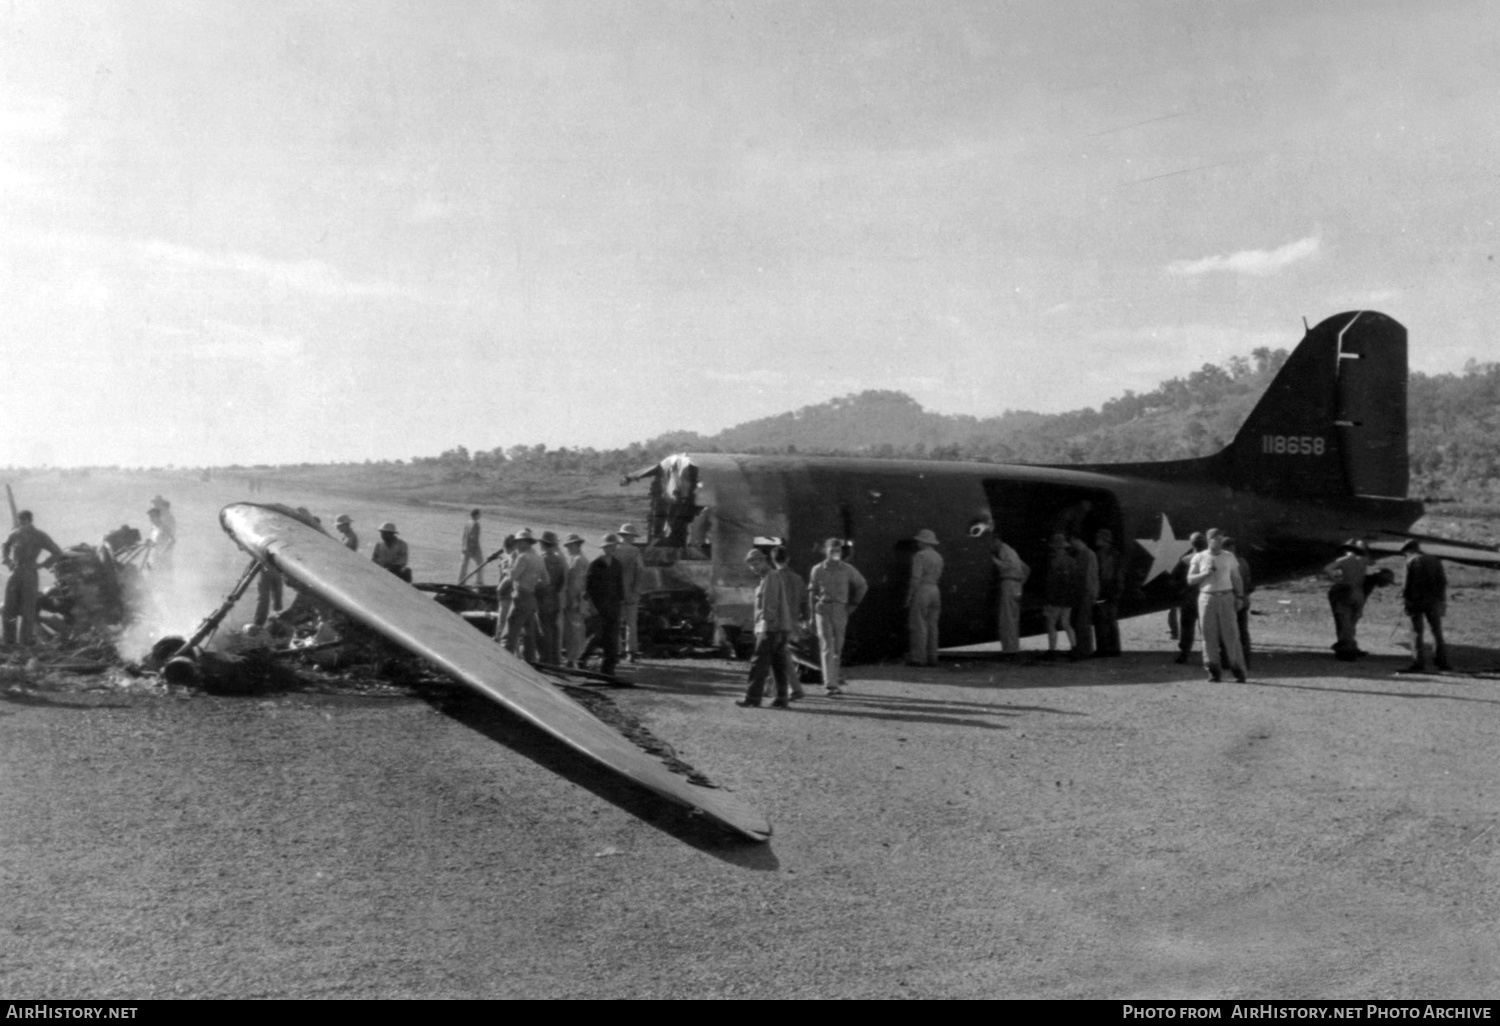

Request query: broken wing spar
[{"left": 218, "top": 502, "right": 771, "bottom": 843}]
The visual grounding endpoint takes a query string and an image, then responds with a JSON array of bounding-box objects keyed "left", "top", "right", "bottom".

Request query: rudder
[{"left": 1227, "top": 311, "right": 1407, "bottom": 498}]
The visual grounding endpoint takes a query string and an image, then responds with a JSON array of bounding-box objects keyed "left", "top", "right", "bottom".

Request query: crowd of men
[{"left": 0, "top": 490, "right": 1457, "bottom": 693}]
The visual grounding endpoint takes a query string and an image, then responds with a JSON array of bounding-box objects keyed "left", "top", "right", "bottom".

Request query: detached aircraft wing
[
  {"left": 219, "top": 503, "right": 771, "bottom": 843},
  {"left": 1366, "top": 532, "right": 1500, "bottom": 571}
]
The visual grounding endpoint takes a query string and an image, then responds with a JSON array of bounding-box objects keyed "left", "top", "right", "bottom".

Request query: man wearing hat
[
  {"left": 586, "top": 533, "right": 626, "bottom": 676},
  {"left": 371, "top": 522, "right": 411, "bottom": 582},
  {"left": 537, "top": 531, "right": 567, "bottom": 664},
  {"left": 1399, "top": 539, "right": 1450, "bottom": 673},
  {"left": 561, "top": 534, "right": 590, "bottom": 667},
  {"left": 459, "top": 508, "right": 485, "bottom": 585},
  {"left": 502, "top": 529, "right": 546, "bottom": 661},
  {"left": 1325, "top": 539, "right": 1369, "bottom": 661},
  {"left": 615, "top": 523, "right": 644, "bottom": 662},
  {"left": 150, "top": 495, "right": 177, "bottom": 538},
  {"left": 736, "top": 546, "right": 798, "bottom": 708},
  {"left": 1186, "top": 527, "right": 1247, "bottom": 682},
  {"left": 905, "top": 529, "right": 944, "bottom": 667},
  {"left": 335, "top": 514, "right": 358, "bottom": 552}
]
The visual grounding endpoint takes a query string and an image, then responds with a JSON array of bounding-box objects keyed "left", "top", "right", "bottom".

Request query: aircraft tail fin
[{"left": 1225, "top": 311, "right": 1408, "bottom": 498}]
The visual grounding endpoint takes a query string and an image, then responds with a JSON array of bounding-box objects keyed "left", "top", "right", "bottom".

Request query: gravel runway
[{"left": 5, "top": 576, "right": 1499, "bottom": 998}]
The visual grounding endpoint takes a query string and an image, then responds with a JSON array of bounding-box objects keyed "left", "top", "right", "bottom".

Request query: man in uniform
[
  {"left": 1399, "top": 539, "right": 1450, "bottom": 673},
  {"left": 561, "top": 533, "right": 590, "bottom": 668},
  {"left": 1326, "top": 540, "right": 1368, "bottom": 661},
  {"left": 502, "top": 529, "right": 546, "bottom": 661},
  {"left": 371, "top": 522, "right": 411, "bottom": 582},
  {"left": 736, "top": 547, "right": 797, "bottom": 709},
  {"left": 2, "top": 510, "right": 66, "bottom": 646},
  {"left": 537, "top": 531, "right": 568, "bottom": 665},
  {"left": 991, "top": 531, "right": 1029, "bottom": 657},
  {"left": 1186, "top": 527, "right": 1247, "bottom": 683},
  {"left": 585, "top": 533, "right": 626, "bottom": 676},
  {"left": 615, "top": 523, "right": 644, "bottom": 662},
  {"left": 335, "top": 514, "right": 359, "bottom": 552},
  {"left": 459, "top": 509, "right": 485, "bottom": 585},
  {"left": 905, "top": 529, "right": 943, "bottom": 667},
  {"left": 809, "top": 537, "right": 867, "bottom": 695}
]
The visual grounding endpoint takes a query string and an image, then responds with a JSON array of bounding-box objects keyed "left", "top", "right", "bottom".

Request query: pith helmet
[
  {"left": 564, "top": 533, "right": 585, "bottom": 546},
  {"left": 617, "top": 523, "right": 639, "bottom": 538},
  {"left": 913, "top": 529, "right": 939, "bottom": 546},
  {"left": 379, "top": 521, "right": 398, "bottom": 534},
  {"left": 335, "top": 514, "right": 352, "bottom": 526},
  {"left": 514, "top": 528, "right": 537, "bottom": 543},
  {"left": 601, "top": 532, "right": 621, "bottom": 546}
]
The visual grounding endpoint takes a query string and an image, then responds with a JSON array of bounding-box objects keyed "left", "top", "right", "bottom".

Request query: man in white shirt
[{"left": 1185, "top": 527, "right": 1246, "bottom": 683}]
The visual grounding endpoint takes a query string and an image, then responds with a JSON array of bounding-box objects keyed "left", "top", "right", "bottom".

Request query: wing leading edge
[{"left": 219, "top": 503, "right": 771, "bottom": 843}]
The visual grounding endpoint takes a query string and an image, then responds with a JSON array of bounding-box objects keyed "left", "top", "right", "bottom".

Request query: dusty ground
[{"left": 2, "top": 477, "right": 1499, "bottom": 998}]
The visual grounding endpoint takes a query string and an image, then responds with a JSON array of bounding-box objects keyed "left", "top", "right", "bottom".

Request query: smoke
[{"left": 113, "top": 512, "right": 255, "bottom": 663}]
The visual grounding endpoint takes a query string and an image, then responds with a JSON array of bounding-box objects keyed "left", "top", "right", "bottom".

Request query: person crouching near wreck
[
  {"left": 809, "top": 537, "right": 866, "bottom": 696},
  {"left": 371, "top": 522, "right": 412, "bottom": 583},
  {"left": 1186, "top": 527, "right": 1247, "bottom": 683},
  {"left": 736, "top": 547, "right": 797, "bottom": 709}
]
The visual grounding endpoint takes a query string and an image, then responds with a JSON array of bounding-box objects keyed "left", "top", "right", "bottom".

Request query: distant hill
[
  {"left": 647, "top": 347, "right": 1293, "bottom": 465},
  {"left": 144, "top": 348, "right": 1500, "bottom": 509}
]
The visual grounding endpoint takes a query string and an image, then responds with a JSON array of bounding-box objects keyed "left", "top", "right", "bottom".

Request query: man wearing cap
[
  {"left": 459, "top": 508, "right": 485, "bottom": 585},
  {"left": 736, "top": 547, "right": 798, "bottom": 708},
  {"left": 537, "top": 531, "right": 567, "bottom": 664},
  {"left": 1325, "top": 540, "right": 1368, "bottom": 661},
  {"left": 809, "top": 537, "right": 867, "bottom": 695},
  {"left": 335, "top": 514, "right": 359, "bottom": 552},
  {"left": 2, "top": 510, "right": 66, "bottom": 646},
  {"left": 615, "top": 523, "right": 644, "bottom": 662},
  {"left": 1186, "top": 527, "right": 1247, "bottom": 682},
  {"left": 502, "top": 529, "right": 546, "bottom": 662},
  {"left": 1399, "top": 539, "right": 1450, "bottom": 673},
  {"left": 371, "top": 522, "right": 411, "bottom": 582},
  {"left": 586, "top": 533, "right": 626, "bottom": 676},
  {"left": 905, "top": 529, "right": 943, "bottom": 667},
  {"left": 561, "top": 534, "right": 590, "bottom": 667}
]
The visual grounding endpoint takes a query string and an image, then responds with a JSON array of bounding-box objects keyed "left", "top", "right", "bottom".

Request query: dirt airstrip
[{"left": 2, "top": 477, "right": 1499, "bottom": 999}]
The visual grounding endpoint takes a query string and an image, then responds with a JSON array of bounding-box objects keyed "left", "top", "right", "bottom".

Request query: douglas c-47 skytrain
[{"left": 620, "top": 311, "right": 1500, "bottom": 660}]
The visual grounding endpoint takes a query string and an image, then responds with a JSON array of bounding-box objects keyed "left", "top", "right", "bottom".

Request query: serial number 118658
[{"left": 1261, "top": 435, "right": 1326, "bottom": 455}]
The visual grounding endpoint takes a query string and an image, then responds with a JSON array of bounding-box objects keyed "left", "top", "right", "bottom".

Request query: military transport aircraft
[{"left": 621, "top": 310, "right": 1499, "bottom": 661}]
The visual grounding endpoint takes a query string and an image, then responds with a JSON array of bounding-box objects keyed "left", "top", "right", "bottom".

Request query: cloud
[
  {"left": 407, "top": 199, "right": 455, "bottom": 224},
  {"left": 135, "top": 239, "right": 408, "bottom": 299},
  {"left": 1166, "top": 234, "right": 1321, "bottom": 277}
]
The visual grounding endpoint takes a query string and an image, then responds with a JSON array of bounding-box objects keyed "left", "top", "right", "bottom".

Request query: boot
[{"left": 1206, "top": 662, "right": 1223, "bottom": 683}]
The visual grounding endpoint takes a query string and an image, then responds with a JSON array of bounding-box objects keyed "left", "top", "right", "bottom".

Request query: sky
[{"left": 2, "top": 0, "right": 1497, "bottom": 467}]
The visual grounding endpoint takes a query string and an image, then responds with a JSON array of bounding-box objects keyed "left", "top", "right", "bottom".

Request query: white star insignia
[{"left": 1136, "top": 514, "right": 1194, "bottom": 586}]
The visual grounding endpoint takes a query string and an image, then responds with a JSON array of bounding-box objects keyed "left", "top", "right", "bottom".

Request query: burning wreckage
[{"left": 7, "top": 501, "right": 771, "bottom": 841}]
